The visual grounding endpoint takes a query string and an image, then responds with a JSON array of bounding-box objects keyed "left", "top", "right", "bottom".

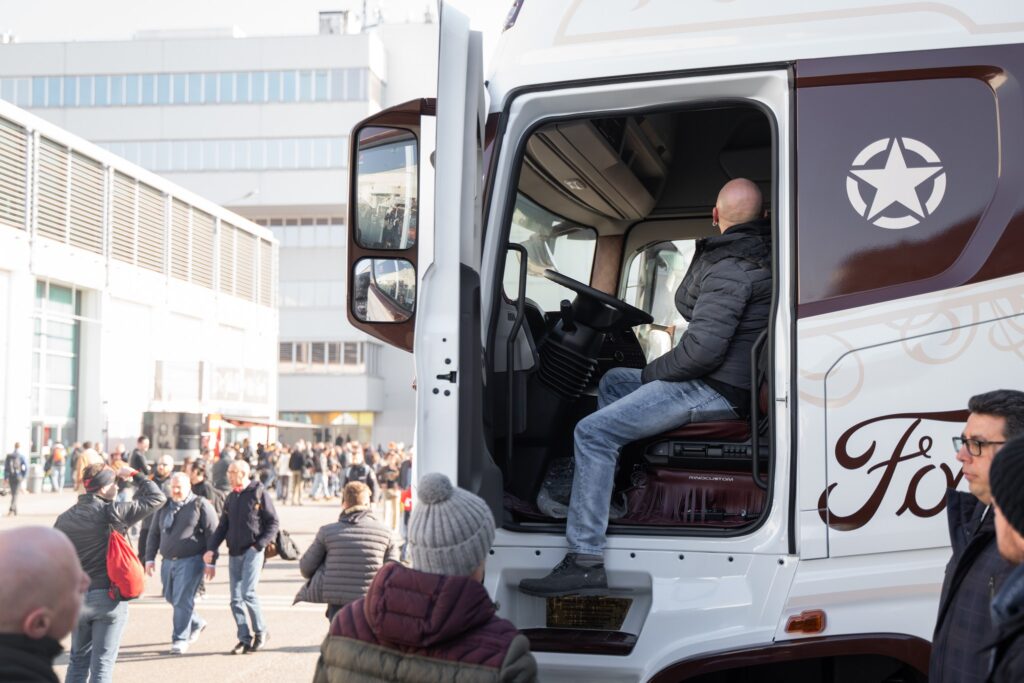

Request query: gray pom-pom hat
[{"left": 408, "top": 472, "right": 496, "bottom": 576}]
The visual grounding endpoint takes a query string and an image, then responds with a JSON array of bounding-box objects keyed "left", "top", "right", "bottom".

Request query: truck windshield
[
  {"left": 502, "top": 193, "right": 596, "bottom": 311},
  {"left": 622, "top": 239, "right": 696, "bottom": 362}
]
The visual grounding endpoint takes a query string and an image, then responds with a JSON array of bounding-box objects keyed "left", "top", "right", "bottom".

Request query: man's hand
[
  {"left": 203, "top": 551, "right": 214, "bottom": 565},
  {"left": 145, "top": 561, "right": 155, "bottom": 577},
  {"left": 204, "top": 565, "right": 216, "bottom": 580}
]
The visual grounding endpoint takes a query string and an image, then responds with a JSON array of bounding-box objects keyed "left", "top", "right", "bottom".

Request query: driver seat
[{"left": 633, "top": 330, "right": 771, "bottom": 458}]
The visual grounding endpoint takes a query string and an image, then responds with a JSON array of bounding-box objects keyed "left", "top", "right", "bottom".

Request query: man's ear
[{"left": 23, "top": 607, "right": 52, "bottom": 639}]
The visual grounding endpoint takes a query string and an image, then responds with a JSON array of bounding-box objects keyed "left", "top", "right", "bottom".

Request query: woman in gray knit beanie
[{"left": 407, "top": 472, "right": 496, "bottom": 577}]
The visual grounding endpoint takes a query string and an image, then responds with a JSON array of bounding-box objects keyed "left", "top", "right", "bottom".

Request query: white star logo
[{"left": 846, "top": 137, "right": 947, "bottom": 229}]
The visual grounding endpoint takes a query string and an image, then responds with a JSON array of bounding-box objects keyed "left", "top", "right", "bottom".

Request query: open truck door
[{"left": 347, "top": 3, "right": 500, "bottom": 509}]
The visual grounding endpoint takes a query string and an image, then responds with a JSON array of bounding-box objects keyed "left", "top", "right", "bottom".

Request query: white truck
[{"left": 345, "top": 2, "right": 1024, "bottom": 680}]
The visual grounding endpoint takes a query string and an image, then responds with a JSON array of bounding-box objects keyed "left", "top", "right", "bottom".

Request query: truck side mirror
[
  {"left": 351, "top": 257, "right": 416, "bottom": 323},
  {"left": 353, "top": 126, "right": 418, "bottom": 251}
]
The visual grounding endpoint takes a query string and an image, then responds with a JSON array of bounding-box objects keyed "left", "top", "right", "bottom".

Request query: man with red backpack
[{"left": 54, "top": 463, "right": 165, "bottom": 683}]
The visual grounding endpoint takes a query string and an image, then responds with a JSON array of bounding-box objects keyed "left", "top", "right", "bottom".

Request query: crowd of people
[{"left": 2, "top": 434, "right": 540, "bottom": 683}]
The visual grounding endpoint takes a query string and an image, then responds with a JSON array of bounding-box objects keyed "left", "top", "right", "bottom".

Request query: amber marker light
[{"left": 785, "top": 609, "right": 827, "bottom": 635}]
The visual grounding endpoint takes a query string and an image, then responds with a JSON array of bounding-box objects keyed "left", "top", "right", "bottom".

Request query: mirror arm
[{"left": 506, "top": 244, "right": 529, "bottom": 479}]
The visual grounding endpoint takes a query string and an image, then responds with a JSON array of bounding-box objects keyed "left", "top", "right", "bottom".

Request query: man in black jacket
[
  {"left": 521, "top": 178, "right": 771, "bottom": 597},
  {"left": 127, "top": 436, "right": 151, "bottom": 478},
  {"left": 0, "top": 527, "right": 90, "bottom": 683},
  {"left": 203, "top": 459, "right": 279, "bottom": 654},
  {"left": 137, "top": 453, "right": 174, "bottom": 567},
  {"left": 930, "top": 390, "right": 1024, "bottom": 683},
  {"left": 144, "top": 472, "right": 218, "bottom": 655},
  {"left": 986, "top": 436, "right": 1024, "bottom": 682},
  {"left": 54, "top": 463, "right": 165, "bottom": 683}
]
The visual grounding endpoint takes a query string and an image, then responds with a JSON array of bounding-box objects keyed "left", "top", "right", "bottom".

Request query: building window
[
  {"left": 31, "top": 281, "right": 83, "bottom": 453},
  {"left": 279, "top": 341, "right": 380, "bottom": 375},
  {"left": 97, "top": 136, "right": 348, "bottom": 173}
]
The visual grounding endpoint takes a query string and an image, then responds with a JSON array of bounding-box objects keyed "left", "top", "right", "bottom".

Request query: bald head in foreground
[
  {"left": 0, "top": 526, "right": 90, "bottom": 682},
  {"left": 714, "top": 177, "right": 764, "bottom": 233}
]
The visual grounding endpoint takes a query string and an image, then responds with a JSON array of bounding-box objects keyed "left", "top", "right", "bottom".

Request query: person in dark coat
[
  {"left": 985, "top": 436, "right": 1024, "bottom": 682},
  {"left": 521, "top": 178, "right": 771, "bottom": 597},
  {"left": 54, "top": 463, "right": 165, "bottom": 683},
  {"left": 295, "top": 481, "right": 399, "bottom": 621},
  {"left": 203, "top": 459, "right": 279, "bottom": 655},
  {"left": 0, "top": 527, "right": 91, "bottom": 683},
  {"left": 4, "top": 442, "right": 28, "bottom": 516},
  {"left": 128, "top": 436, "right": 151, "bottom": 478},
  {"left": 930, "top": 390, "right": 1024, "bottom": 683},
  {"left": 315, "top": 473, "right": 536, "bottom": 683}
]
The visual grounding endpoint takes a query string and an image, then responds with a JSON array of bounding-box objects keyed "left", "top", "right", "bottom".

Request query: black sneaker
[
  {"left": 518, "top": 554, "right": 608, "bottom": 597},
  {"left": 230, "top": 639, "right": 251, "bottom": 655},
  {"left": 250, "top": 632, "right": 269, "bottom": 652}
]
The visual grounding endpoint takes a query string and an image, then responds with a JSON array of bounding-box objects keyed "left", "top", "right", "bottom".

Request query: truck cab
[{"left": 347, "top": 2, "right": 1024, "bottom": 680}]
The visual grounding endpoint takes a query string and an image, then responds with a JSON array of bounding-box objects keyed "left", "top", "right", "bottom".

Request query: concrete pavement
[{"left": 0, "top": 486, "right": 366, "bottom": 682}]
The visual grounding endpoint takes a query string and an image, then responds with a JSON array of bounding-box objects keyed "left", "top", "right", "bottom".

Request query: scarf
[{"left": 163, "top": 493, "right": 196, "bottom": 531}]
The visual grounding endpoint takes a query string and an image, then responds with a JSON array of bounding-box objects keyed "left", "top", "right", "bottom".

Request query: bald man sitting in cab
[
  {"left": 521, "top": 178, "right": 772, "bottom": 597},
  {"left": 0, "top": 526, "right": 91, "bottom": 682}
]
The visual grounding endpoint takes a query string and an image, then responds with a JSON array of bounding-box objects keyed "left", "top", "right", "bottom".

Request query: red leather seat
[
  {"left": 642, "top": 382, "right": 767, "bottom": 444},
  {"left": 657, "top": 419, "right": 750, "bottom": 442}
]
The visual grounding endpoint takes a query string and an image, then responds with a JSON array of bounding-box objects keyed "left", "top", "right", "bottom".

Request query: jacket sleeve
[
  {"left": 383, "top": 530, "right": 402, "bottom": 565},
  {"left": 499, "top": 634, "right": 539, "bottom": 683},
  {"left": 299, "top": 529, "right": 327, "bottom": 579},
  {"left": 208, "top": 502, "right": 230, "bottom": 553},
  {"left": 110, "top": 474, "right": 167, "bottom": 530},
  {"left": 254, "top": 486, "right": 280, "bottom": 551},
  {"left": 367, "top": 468, "right": 379, "bottom": 503},
  {"left": 145, "top": 507, "right": 163, "bottom": 563},
  {"left": 199, "top": 499, "right": 219, "bottom": 562},
  {"left": 641, "top": 265, "right": 752, "bottom": 384}
]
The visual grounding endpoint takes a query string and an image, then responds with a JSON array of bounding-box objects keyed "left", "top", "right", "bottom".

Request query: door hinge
[{"left": 436, "top": 371, "right": 457, "bottom": 383}]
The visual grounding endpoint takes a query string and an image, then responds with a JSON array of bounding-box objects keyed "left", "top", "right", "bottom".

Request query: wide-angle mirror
[
  {"left": 351, "top": 257, "right": 416, "bottom": 323},
  {"left": 353, "top": 126, "right": 418, "bottom": 250}
]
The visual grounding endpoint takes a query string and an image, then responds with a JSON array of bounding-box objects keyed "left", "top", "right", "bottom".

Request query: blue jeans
[
  {"left": 310, "top": 472, "right": 327, "bottom": 498},
  {"left": 228, "top": 546, "right": 267, "bottom": 641},
  {"left": 161, "top": 554, "right": 206, "bottom": 643},
  {"left": 49, "top": 464, "right": 65, "bottom": 492},
  {"left": 567, "top": 367, "right": 737, "bottom": 555},
  {"left": 66, "top": 588, "right": 129, "bottom": 683}
]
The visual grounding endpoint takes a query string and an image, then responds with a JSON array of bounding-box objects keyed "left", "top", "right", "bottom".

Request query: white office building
[
  {"left": 0, "top": 99, "right": 278, "bottom": 458},
  {"left": 0, "top": 10, "right": 438, "bottom": 445}
]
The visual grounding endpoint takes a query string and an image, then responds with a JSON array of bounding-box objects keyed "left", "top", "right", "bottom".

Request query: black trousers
[{"left": 6, "top": 477, "right": 20, "bottom": 515}]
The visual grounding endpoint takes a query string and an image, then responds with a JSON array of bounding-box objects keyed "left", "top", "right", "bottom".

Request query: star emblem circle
[{"left": 846, "top": 137, "right": 946, "bottom": 229}]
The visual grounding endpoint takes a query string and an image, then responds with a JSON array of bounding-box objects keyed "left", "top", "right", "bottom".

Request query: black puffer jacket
[
  {"left": 641, "top": 219, "right": 771, "bottom": 402},
  {"left": 53, "top": 473, "right": 165, "bottom": 590},
  {"left": 295, "top": 506, "right": 400, "bottom": 607}
]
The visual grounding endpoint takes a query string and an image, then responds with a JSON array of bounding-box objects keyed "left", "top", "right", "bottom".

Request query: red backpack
[{"left": 107, "top": 528, "right": 145, "bottom": 601}]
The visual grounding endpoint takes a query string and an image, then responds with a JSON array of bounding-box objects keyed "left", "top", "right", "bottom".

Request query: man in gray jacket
[
  {"left": 295, "top": 481, "right": 399, "bottom": 621},
  {"left": 521, "top": 178, "right": 771, "bottom": 597},
  {"left": 144, "top": 472, "right": 218, "bottom": 654}
]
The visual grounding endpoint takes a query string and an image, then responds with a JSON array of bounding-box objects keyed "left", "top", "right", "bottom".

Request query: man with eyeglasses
[{"left": 931, "top": 389, "right": 1024, "bottom": 683}]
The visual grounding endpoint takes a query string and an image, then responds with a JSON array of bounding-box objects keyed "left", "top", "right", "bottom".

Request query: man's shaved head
[
  {"left": 0, "top": 527, "right": 89, "bottom": 640},
  {"left": 714, "top": 178, "right": 763, "bottom": 232}
]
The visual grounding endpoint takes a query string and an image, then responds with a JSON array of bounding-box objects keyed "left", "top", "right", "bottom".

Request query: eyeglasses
[{"left": 953, "top": 436, "right": 1006, "bottom": 457}]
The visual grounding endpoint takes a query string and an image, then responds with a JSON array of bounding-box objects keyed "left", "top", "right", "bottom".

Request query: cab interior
[{"left": 486, "top": 103, "right": 775, "bottom": 535}]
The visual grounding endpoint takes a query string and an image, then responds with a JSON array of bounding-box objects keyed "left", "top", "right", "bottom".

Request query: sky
[{"left": 0, "top": 0, "right": 510, "bottom": 47}]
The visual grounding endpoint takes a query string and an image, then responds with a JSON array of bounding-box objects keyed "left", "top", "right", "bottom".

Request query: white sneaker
[
  {"left": 188, "top": 623, "right": 206, "bottom": 644},
  {"left": 170, "top": 641, "right": 189, "bottom": 655}
]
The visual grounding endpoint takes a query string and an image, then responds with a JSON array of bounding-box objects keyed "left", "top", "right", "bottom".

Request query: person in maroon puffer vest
[{"left": 314, "top": 472, "right": 537, "bottom": 683}]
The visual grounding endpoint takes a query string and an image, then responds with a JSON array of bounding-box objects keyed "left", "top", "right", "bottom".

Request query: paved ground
[{"left": 0, "top": 487, "right": 362, "bottom": 682}]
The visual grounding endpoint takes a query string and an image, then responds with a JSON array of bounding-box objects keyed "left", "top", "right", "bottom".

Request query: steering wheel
[{"left": 543, "top": 269, "right": 653, "bottom": 330}]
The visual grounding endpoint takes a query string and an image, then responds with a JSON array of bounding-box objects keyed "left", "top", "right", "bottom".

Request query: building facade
[
  {"left": 0, "top": 99, "right": 278, "bottom": 458},
  {"left": 0, "top": 16, "right": 438, "bottom": 445}
]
